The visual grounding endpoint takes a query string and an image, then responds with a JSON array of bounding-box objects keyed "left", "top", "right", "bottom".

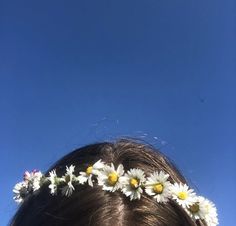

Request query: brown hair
[{"left": 10, "top": 139, "right": 205, "bottom": 226}]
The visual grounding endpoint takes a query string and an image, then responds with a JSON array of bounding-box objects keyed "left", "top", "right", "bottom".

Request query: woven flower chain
[{"left": 13, "top": 160, "right": 218, "bottom": 226}]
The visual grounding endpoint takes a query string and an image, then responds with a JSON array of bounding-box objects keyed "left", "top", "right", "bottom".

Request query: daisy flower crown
[{"left": 13, "top": 160, "right": 218, "bottom": 226}]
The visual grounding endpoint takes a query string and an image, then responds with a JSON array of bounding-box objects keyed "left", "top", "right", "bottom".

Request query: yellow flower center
[
  {"left": 178, "top": 192, "right": 188, "bottom": 200},
  {"left": 153, "top": 183, "right": 164, "bottom": 194},
  {"left": 86, "top": 166, "right": 93, "bottom": 175},
  {"left": 130, "top": 178, "right": 139, "bottom": 189},
  {"left": 108, "top": 172, "right": 118, "bottom": 185},
  {"left": 189, "top": 203, "right": 200, "bottom": 213}
]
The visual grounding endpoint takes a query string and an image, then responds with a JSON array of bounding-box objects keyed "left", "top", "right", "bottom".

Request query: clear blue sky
[{"left": 1, "top": 0, "right": 235, "bottom": 225}]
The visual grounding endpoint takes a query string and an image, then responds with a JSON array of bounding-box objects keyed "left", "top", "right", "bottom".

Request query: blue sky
[{"left": 0, "top": 0, "right": 235, "bottom": 225}]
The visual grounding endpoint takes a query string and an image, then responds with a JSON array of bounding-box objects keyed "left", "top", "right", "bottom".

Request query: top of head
[{"left": 11, "top": 139, "right": 218, "bottom": 226}]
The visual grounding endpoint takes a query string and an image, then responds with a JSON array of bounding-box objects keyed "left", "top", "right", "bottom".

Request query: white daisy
[
  {"left": 121, "top": 168, "right": 146, "bottom": 200},
  {"left": 31, "top": 171, "right": 43, "bottom": 191},
  {"left": 13, "top": 181, "right": 28, "bottom": 204},
  {"left": 48, "top": 170, "right": 61, "bottom": 195},
  {"left": 97, "top": 163, "right": 124, "bottom": 192},
  {"left": 23, "top": 170, "right": 43, "bottom": 191},
  {"left": 23, "top": 171, "right": 32, "bottom": 181},
  {"left": 171, "top": 183, "right": 196, "bottom": 208},
  {"left": 187, "top": 196, "right": 218, "bottom": 226},
  {"left": 200, "top": 197, "right": 218, "bottom": 226},
  {"left": 187, "top": 196, "right": 206, "bottom": 219},
  {"left": 61, "top": 165, "right": 76, "bottom": 196},
  {"left": 145, "top": 171, "right": 172, "bottom": 203},
  {"left": 77, "top": 159, "right": 105, "bottom": 187}
]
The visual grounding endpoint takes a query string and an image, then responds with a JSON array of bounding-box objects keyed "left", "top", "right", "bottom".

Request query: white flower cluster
[
  {"left": 13, "top": 170, "right": 43, "bottom": 204},
  {"left": 13, "top": 160, "right": 218, "bottom": 226}
]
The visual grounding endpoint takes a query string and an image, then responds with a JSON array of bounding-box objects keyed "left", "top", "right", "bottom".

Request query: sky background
[{"left": 0, "top": 0, "right": 235, "bottom": 225}]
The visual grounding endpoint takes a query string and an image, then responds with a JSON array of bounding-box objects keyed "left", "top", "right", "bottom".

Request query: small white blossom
[
  {"left": 23, "top": 170, "right": 43, "bottom": 192},
  {"left": 77, "top": 159, "right": 105, "bottom": 187},
  {"left": 97, "top": 163, "right": 124, "bottom": 192},
  {"left": 61, "top": 165, "right": 76, "bottom": 196},
  {"left": 171, "top": 183, "right": 196, "bottom": 208},
  {"left": 199, "top": 197, "right": 218, "bottom": 226},
  {"left": 23, "top": 171, "right": 31, "bottom": 181},
  {"left": 48, "top": 170, "right": 60, "bottom": 195},
  {"left": 13, "top": 182, "right": 28, "bottom": 204},
  {"left": 187, "top": 196, "right": 218, "bottom": 225},
  {"left": 145, "top": 171, "right": 172, "bottom": 203},
  {"left": 32, "top": 171, "right": 43, "bottom": 191},
  {"left": 121, "top": 168, "right": 146, "bottom": 200}
]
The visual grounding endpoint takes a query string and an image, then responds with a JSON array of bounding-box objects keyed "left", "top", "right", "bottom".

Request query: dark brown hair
[{"left": 10, "top": 139, "right": 205, "bottom": 226}]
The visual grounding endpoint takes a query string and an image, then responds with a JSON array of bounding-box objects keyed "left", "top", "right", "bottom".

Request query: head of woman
[{"left": 10, "top": 139, "right": 218, "bottom": 226}]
